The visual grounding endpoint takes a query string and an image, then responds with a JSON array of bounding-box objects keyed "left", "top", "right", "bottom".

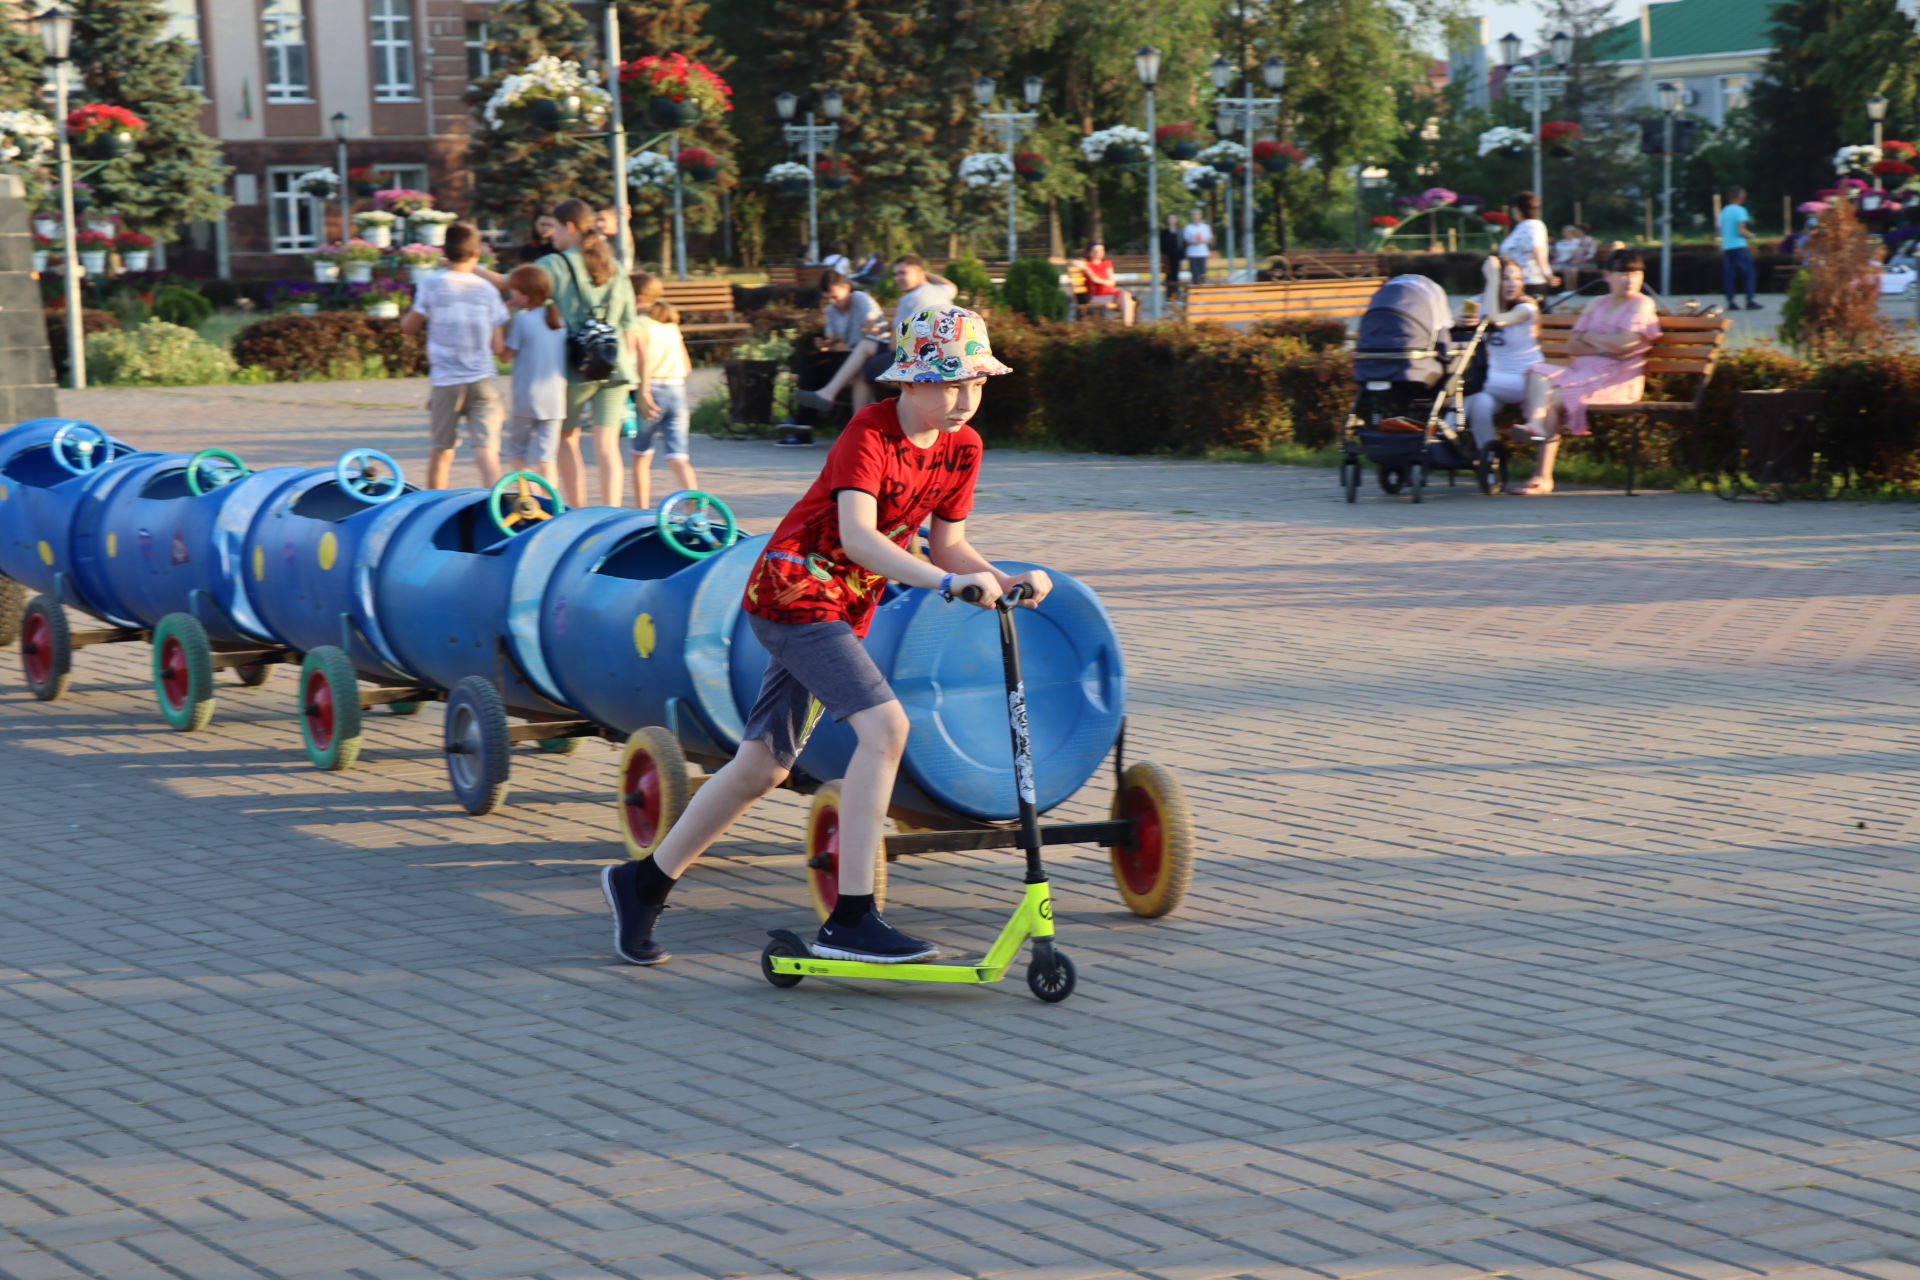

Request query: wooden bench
[
  {"left": 1537, "top": 310, "right": 1731, "bottom": 494},
  {"left": 1184, "top": 278, "right": 1383, "bottom": 326},
  {"left": 762, "top": 264, "right": 821, "bottom": 288},
  {"left": 1270, "top": 250, "right": 1387, "bottom": 280},
  {"left": 656, "top": 279, "right": 751, "bottom": 348}
]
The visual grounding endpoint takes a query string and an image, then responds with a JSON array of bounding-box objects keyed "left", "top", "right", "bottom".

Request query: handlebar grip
[
  {"left": 958, "top": 583, "right": 1031, "bottom": 605},
  {"left": 960, "top": 584, "right": 984, "bottom": 603}
]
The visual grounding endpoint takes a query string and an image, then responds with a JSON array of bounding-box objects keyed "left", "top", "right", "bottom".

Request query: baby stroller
[{"left": 1339, "top": 275, "right": 1505, "bottom": 503}]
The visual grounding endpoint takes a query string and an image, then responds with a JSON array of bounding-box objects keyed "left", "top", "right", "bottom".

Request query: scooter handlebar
[{"left": 960, "top": 583, "right": 1032, "bottom": 606}]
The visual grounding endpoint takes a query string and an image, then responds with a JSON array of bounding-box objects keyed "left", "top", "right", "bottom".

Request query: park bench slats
[
  {"left": 1270, "top": 251, "right": 1387, "bottom": 280},
  {"left": 655, "top": 279, "right": 751, "bottom": 347},
  {"left": 1185, "top": 278, "right": 1382, "bottom": 325},
  {"left": 763, "top": 264, "right": 821, "bottom": 288}
]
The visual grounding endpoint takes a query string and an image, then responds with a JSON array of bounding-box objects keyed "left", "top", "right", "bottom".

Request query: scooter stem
[{"left": 992, "top": 589, "right": 1045, "bottom": 883}]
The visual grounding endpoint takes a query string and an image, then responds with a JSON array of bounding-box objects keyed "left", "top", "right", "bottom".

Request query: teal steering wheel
[
  {"left": 50, "top": 422, "right": 112, "bottom": 476},
  {"left": 185, "top": 448, "right": 250, "bottom": 496},
  {"left": 335, "top": 447, "right": 405, "bottom": 505},
  {"left": 487, "top": 470, "right": 566, "bottom": 536},
  {"left": 656, "top": 490, "right": 739, "bottom": 560}
]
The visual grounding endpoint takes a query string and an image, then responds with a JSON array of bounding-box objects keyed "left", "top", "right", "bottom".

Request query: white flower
[
  {"left": 1079, "top": 125, "right": 1152, "bottom": 163},
  {"left": 1834, "top": 143, "right": 1883, "bottom": 173},
  {"left": 1180, "top": 162, "right": 1221, "bottom": 192},
  {"left": 482, "top": 55, "right": 614, "bottom": 131},
  {"left": 958, "top": 152, "right": 1013, "bottom": 189},
  {"left": 765, "top": 161, "right": 812, "bottom": 184},
  {"left": 407, "top": 208, "right": 457, "bottom": 224},
  {"left": 0, "top": 110, "right": 56, "bottom": 167},
  {"left": 1194, "top": 140, "right": 1246, "bottom": 169},
  {"left": 353, "top": 210, "right": 396, "bottom": 225},
  {"left": 1477, "top": 126, "right": 1532, "bottom": 157},
  {"left": 628, "top": 150, "right": 677, "bottom": 188}
]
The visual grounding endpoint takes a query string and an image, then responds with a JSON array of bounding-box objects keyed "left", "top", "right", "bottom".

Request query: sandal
[{"left": 1506, "top": 478, "right": 1554, "bottom": 496}]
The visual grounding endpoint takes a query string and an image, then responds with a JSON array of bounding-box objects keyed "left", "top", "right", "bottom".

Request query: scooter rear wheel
[{"left": 762, "top": 935, "right": 806, "bottom": 989}]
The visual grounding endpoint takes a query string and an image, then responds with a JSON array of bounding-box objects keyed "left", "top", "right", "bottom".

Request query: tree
[
  {"left": 465, "top": 0, "right": 608, "bottom": 230},
  {"left": 1747, "top": 0, "right": 1847, "bottom": 217},
  {"left": 0, "top": 4, "right": 43, "bottom": 115},
  {"left": 67, "top": 0, "right": 231, "bottom": 241},
  {"left": 1805, "top": 0, "right": 1920, "bottom": 153},
  {"left": 615, "top": 0, "right": 737, "bottom": 270}
]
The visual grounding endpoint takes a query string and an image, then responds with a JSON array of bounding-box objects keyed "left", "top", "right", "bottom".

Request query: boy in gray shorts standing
[
  {"left": 402, "top": 222, "right": 507, "bottom": 489},
  {"left": 601, "top": 306, "right": 1052, "bottom": 965}
]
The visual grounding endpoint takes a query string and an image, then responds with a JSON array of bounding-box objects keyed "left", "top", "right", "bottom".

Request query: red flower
[
  {"left": 1884, "top": 139, "right": 1916, "bottom": 160},
  {"left": 75, "top": 230, "right": 114, "bottom": 249},
  {"left": 1540, "top": 120, "right": 1581, "bottom": 143},
  {"left": 1874, "top": 158, "right": 1915, "bottom": 177},
  {"left": 114, "top": 231, "right": 154, "bottom": 249},
  {"left": 1482, "top": 210, "right": 1512, "bottom": 227},
  {"left": 66, "top": 103, "right": 147, "bottom": 137},
  {"left": 1155, "top": 123, "right": 1195, "bottom": 142},
  {"left": 1252, "top": 140, "right": 1305, "bottom": 163},
  {"left": 1370, "top": 215, "right": 1399, "bottom": 228},
  {"left": 619, "top": 53, "right": 732, "bottom": 111},
  {"left": 678, "top": 147, "right": 717, "bottom": 168},
  {"left": 1014, "top": 150, "right": 1045, "bottom": 173}
]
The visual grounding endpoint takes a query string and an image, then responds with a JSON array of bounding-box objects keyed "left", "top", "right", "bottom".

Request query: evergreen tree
[
  {"left": 1748, "top": 0, "right": 1847, "bottom": 216},
  {"left": 465, "top": 0, "right": 609, "bottom": 229},
  {"left": 615, "top": 0, "right": 737, "bottom": 269},
  {"left": 0, "top": 3, "right": 43, "bottom": 115},
  {"left": 1805, "top": 0, "right": 1920, "bottom": 150},
  {"left": 67, "top": 0, "right": 231, "bottom": 240}
]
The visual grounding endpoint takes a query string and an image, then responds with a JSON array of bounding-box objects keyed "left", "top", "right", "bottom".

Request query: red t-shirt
[{"left": 743, "top": 400, "right": 981, "bottom": 635}]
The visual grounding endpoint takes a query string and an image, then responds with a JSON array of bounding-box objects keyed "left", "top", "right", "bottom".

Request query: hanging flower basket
[
  {"left": 1253, "top": 140, "right": 1305, "bottom": 174},
  {"left": 1014, "top": 151, "right": 1046, "bottom": 183},
  {"left": 528, "top": 95, "right": 584, "bottom": 133},
  {"left": 816, "top": 158, "right": 852, "bottom": 190},
  {"left": 678, "top": 147, "right": 719, "bottom": 182},
  {"left": 1196, "top": 140, "right": 1246, "bottom": 175},
  {"left": 765, "top": 161, "right": 810, "bottom": 194},
  {"left": 484, "top": 56, "right": 612, "bottom": 133},
  {"left": 1080, "top": 125, "right": 1150, "bottom": 166},
  {"left": 1179, "top": 164, "right": 1221, "bottom": 193},
  {"left": 1104, "top": 144, "right": 1142, "bottom": 165},
  {"left": 1477, "top": 126, "right": 1531, "bottom": 159},
  {"left": 629, "top": 150, "right": 677, "bottom": 189},
  {"left": 67, "top": 104, "right": 146, "bottom": 160},
  {"left": 1482, "top": 210, "right": 1512, "bottom": 229},
  {"left": 958, "top": 152, "right": 1014, "bottom": 189},
  {"left": 649, "top": 96, "right": 705, "bottom": 130},
  {"left": 347, "top": 166, "right": 384, "bottom": 197},
  {"left": 621, "top": 54, "right": 733, "bottom": 122},
  {"left": 0, "top": 110, "right": 56, "bottom": 170},
  {"left": 1875, "top": 158, "right": 1916, "bottom": 179},
  {"left": 1157, "top": 122, "right": 1199, "bottom": 160},
  {"left": 296, "top": 168, "right": 339, "bottom": 200}
]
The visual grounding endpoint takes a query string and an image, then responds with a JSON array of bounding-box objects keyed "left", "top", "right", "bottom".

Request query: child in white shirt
[{"left": 627, "top": 271, "right": 698, "bottom": 509}]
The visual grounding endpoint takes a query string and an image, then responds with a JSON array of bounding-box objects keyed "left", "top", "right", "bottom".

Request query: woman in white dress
[
  {"left": 1465, "top": 256, "right": 1544, "bottom": 446},
  {"left": 1499, "top": 191, "right": 1558, "bottom": 300}
]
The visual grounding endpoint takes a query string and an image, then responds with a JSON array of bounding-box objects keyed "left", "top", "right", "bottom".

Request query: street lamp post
[
  {"left": 37, "top": 5, "right": 83, "bottom": 389},
  {"left": 330, "top": 111, "right": 350, "bottom": 247},
  {"left": 1213, "top": 109, "right": 1237, "bottom": 271},
  {"left": 975, "top": 74, "right": 1042, "bottom": 267},
  {"left": 1136, "top": 46, "right": 1162, "bottom": 321},
  {"left": 1868, "top": 93, "right": 1889, "bottom": 189},
  {"left": 1498, "top": 31, "right": 1571, "bottom": 217},
  {"left": 604, "top": 3, "right": 633, "bottom": 267},
  {"left": 776, "top": 89, "right": 841, "bottom": 264},
  {"left": 1657, "top": 79, "right": 1679, "bottom": 297},
  {"left": 1211, "top": 54, "right": 1285, "bottom": 281}
]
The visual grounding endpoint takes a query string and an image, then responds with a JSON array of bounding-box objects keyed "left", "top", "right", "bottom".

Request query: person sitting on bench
[
  {"left": 777, "top": 270, "right": 887, "bottom": 448},
  {"left": 1069, "top": 243, "right": 1137, "bottom": 325},
  {"left": 796, "top": 255, "right": 956, "bottom": 418}
]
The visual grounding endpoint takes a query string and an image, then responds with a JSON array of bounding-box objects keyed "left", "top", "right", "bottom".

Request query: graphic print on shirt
[{"left": 744, "top": 403, "right": 980, "bottom": 635}]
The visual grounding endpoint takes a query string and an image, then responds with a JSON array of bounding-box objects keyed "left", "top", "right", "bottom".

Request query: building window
[
  {"left": 465, "top": 21, "right": 490, "bottom": 85},
  {"left": 382, "top": 164, "right": 429, "bottom": 195},
  {"left": 262, "top": 0, "right": 310, "bottom": 103},
  {"left": 267, "top": 167, "right": 319, "bottom": 252},
  {"left": 371, "top": 0, "right": 416, "bottom": 101},
  {"left": 164, "top": 0, "right": 204, "bottom": 92},
  {"left": 1719, "top": 74, "right": 1749, "bottom": 114}
]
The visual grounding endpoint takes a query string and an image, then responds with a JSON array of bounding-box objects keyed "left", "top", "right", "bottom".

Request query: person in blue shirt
[{"left": 1719, "top": 187, "right": 1759, "bottom": 311}]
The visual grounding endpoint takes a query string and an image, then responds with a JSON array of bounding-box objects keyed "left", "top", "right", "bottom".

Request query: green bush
[
  {"left": 1813, "top": 351, "right": 1920, "bottom": 487},
  {"left": 87, "top": 320, "right": 240, "bottom": 387},
  {"left": 230, "top": 312, "right": 428, "bottom": 381},
  {"left": 152, "top": 284, "right": 215, "bottom": 330},
  {"left": 1249, "top": 316, "right": 1349, "bottom": 352},
  {"left": 1002, "top": 258, "right": 1067, "bottom": 323},
  {"left": 43, "top": 306, "right": 118, "bottom": 383},
  {"left": 946, "top": 256, "right": 999, "bottom": 309}
]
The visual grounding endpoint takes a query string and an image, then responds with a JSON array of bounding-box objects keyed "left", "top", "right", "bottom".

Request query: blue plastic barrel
[
  {"left": 239, "top": 468, "right": 433, "bottom": 680},
  {"left": 0, "top": 418, "right": 142, "bottom": 616}
]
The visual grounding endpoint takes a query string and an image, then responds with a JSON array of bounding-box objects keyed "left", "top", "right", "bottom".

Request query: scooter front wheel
[
  {"left": 1027, "top": 950, "right": 1076, "bottom": 1003},
  {"left": 762, "top": 934, "right": 806, "bottom": 989}
]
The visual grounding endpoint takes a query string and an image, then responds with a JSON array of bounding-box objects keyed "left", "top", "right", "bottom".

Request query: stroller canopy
[{"left": 1354, "top": 274, "right": 1453, "bottom": 386}]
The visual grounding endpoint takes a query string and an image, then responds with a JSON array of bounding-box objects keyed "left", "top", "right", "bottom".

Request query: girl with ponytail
[{"left": 539, "top": 197, "right": 646, "bottom": 507}]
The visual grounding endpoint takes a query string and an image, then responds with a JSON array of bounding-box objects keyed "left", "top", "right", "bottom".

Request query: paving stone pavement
[{"left": 5, "top": 378, "right": 1920, "bottom": 1280}]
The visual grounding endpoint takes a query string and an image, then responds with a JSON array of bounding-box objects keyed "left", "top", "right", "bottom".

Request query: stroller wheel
[
  {"left": 1409, "top": 463, "right": 1427, "bottom": 504},
  {"left": 1340, "top": 458, "right": 1361, "bottom": 503},
  {"left": 1377, "top": 465, "right": 1406, "bottom": 495},
  {"left": 1475, "top": 443, "right": 1506, "bottom": 496}
]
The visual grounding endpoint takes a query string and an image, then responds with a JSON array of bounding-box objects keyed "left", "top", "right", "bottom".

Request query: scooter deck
[{"left": 764, "top": 933, "right": 1013, "bottom": 985}]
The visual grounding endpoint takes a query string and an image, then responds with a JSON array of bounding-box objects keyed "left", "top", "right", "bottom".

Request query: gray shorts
[
  {"left": 428, "top": 378, "right": 505, "bottom": 452},
  {"left": 742, "top": 614, "right": 895, "bottom": 770},
  {"left": 504, "top": 414, "right": 561, "bottom": 464}
]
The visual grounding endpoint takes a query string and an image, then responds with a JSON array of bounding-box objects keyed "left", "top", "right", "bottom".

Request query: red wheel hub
[
  {"left": 159, "top": 636, "right": 188, "bottom": 710},
  {"left": 21, "top": 611, "right": 50, "bottom": 686},
  {"left": 1116, "top": 786, "right": 1164, "bottom": 896},
  {"left": 624, "top": 750, "right": 660, "bottom": 846},
  {"left": 809, "top": 803, "right": 842, "bottom": 910},
  {"left": 305, "top": 670, "right": 334, "bottom": 750}
]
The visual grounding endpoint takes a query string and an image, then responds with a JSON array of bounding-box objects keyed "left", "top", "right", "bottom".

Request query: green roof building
[{"left": 1587, "top": 0, "right": 1773, "bottom": 124}]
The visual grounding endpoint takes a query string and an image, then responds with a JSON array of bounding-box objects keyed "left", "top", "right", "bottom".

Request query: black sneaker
[
  {"left": 812, "top": 911, "right": 938, "bottom": 963},
  {"left": 774, "top": 430, "right": 813, "bottom": 447},
  {"left": 1746, "top": 301, "right": 1764, "bottom": 310},
  {"left": 601, "top": 862, "right": 670, "bottom": 965},
  {"left": 794, "top": 388, "right": 835, "bottom": 412}
]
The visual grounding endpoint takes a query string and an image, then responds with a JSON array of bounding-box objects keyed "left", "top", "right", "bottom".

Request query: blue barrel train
[{"left": 0, "top": 418, "right": 1194, "bottom": 919}]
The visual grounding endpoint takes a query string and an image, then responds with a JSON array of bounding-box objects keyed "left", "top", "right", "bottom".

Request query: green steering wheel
[
  {"left": 487, "top": 469, "right": 566, "bottom": 536},
  {"left": 184, "top": 448, "right": 250, "bottom": 496},
  {"left": 656, "top": 489, "right": 739, "bottom": 560}
]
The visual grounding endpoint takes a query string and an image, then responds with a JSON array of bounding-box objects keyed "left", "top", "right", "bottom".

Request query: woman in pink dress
[{"left": 1510, "top": 247, "right": 1663, "bottom": 495}]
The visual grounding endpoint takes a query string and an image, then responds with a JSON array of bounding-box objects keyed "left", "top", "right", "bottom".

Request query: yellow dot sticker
[
  {"left": 37, "top": 539, "right": 53, "bottom": 566},
  {"left": 253, "top": 545, "right": 266, "bottom": 581},
  {"left": 0, "top": 482, "right": 10, "bottom": 501},
  {"left": 317, "top": 531, "right": 338, "bottom": 571},
  {"left": 105, "top": 531, "right": 117, "bottom": 558},
  {"left": 632, "top": 612, "right": 656, "bottom": 659}
]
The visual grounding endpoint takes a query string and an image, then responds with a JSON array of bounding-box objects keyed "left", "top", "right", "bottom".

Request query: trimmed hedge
[
  {"left": 231, "top": 312, "right": 427, "bottom": 381},
  {"left": 43, "top": 306, "right": 118, "bottom": 382}
]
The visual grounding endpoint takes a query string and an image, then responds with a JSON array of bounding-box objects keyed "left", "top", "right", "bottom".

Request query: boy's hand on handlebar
[
  {"left": 1008, "top": 569, "right": 1052, "bottom": 608},
  {"left": 952, "top": 572, "right": 1001, "bottom": 608}
]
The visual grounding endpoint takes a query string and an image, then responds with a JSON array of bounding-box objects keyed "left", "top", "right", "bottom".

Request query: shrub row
[{"left": 230, "top": 312, "right": 427, "bottom": 382}]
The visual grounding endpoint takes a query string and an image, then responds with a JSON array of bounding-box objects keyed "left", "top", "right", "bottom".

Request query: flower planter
[
  {"left": 344, "top": 262, "right": 375, "bottom": 284},
  {"left": 528, "top": 96, "right": 582, "bottom": 133},
  {"left": 1103, "top": 145, "right": 1143, "bottom": 165},
  {"left": 775, "top": 179, "right": 808, "bottom": 195},
  {"left": 366, "top": 301, "right": 401, "bottom": 319},
  {"left": 1163, "top": 140, "right": 1199, "bottom": 160},
  {"left": 32, "top": 216, "right": 57, "bottom": 238},
  {"left": 1211, "top": 158, "right": 1239, "bottom": 175},
  {"left": 648, "top": 96, "right": 704, "bottom": 130},
  {"left": 819, "top": 175, "right": 849, "bottom": 190},
  {"left": 407, "top": 265, "right": 439, "bottom": 286},
  {"left": 352, "top": 180, "right": 379, "bottom": 197},
  {"left": 1256, "top": 155, "right": 1289, "bottom": 174},
  {"left": 1500, "top": 145, "right": 1527, "bottom": 159},
  {"left": 1017, "top": 167, "right": 1046, "bottom": 183},
  {"left": 1548, "top": 145, "right": 1575, "bottom": 160},
  {"left": 296, "top": 302, "right": 320, "bottom": 316},
  {"left": 78, "top": 129, "right": 136, "bottom": 160},
  {"left": 78, "top": 250, "right": 106, "bottom": 274},
  {"left": 413, "top": 221, "right": 447, "bottom": 247},
  {"left": 84, "top": 216, "right": 116, "bottom": 236},
  {"left": 31, "top": 250, "right": 48, "bottom": 272},
  {"left": 299, "top": 184, "right": 335, "bottom": 200},
  {"left": 357, "top": 223, "right": 392, "bottom": 248},
  {"left": 313, "top": 260, "right": 340, "bottom": 283},
  {"left": 121, "top": 250, "right": 150, "bottom": 272},
  {"left": 682, "top": 163, "right": 718, "bottom": 183}
]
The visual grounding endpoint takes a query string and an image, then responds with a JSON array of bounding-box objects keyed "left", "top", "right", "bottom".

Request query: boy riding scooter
[{"left": 601, "top": 306, "right": 1052, "bottom": 965}]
